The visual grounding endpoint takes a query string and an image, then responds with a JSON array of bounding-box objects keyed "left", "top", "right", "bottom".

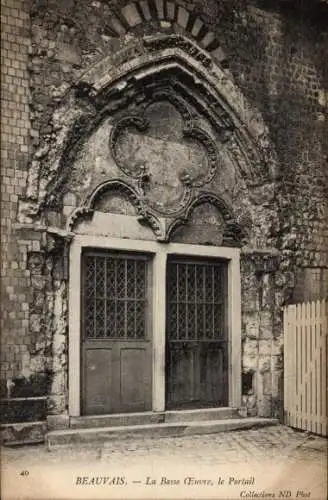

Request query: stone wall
[
  {"left": 1, "top": 0, "right": 327, "bottom": 423},
  {"left": 1, "top": 0, "right": 68, "bottom": 420},
  {"left": 1, "top": 0, "right": 33, "bottom": 400},
  {"left": 213, "top": 2, "right": 328, "bottom": 300}
]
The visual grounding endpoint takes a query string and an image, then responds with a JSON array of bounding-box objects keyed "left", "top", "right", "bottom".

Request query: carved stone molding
[
  {"left": 27, "top": 251, "right": 45, "bottom": 275},
  {"left": 67, "top": 179, "right": 244, "bottom": 246},
  {"left": 67, "top": 207, "right": 95, "bottom": 232},
  {"left": 67, "top": 179, "right": 164, "bottom": 240},
  {"left": 143, "top": 34, "right": 213, "bottom": 68},
  {"left": 241, "top": 251, "right": 280, "bottom": 274}
]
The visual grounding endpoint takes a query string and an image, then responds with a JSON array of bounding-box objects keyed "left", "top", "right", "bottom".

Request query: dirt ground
[{"left": 1, "top": 425, "right": 327, "bottom": 500}]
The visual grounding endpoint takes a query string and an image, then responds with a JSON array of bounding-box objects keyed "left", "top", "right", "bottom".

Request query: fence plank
[
  {"left": 315, "top": 299, "right": 321, "bottom": 435},
  {"left": 294, "top": 304, "right": 298, "bottom": 428},
  {"left": 321, "top": 299, "right": 327, "bottom": 436},
  {"left": 307, "top": 301, "right": 311, "bottom": 432},
  {"left": 283, "top": 306, "right": 289, "bottom": 426},
  {"left": 291, "top": 304, "right": 297, "bottom": 428},
  {"left": 310, "top": 302, "right": 318, "bottom": 432},
  {"left": 297, "top": 303, "right": 302, "bottom": 429}
]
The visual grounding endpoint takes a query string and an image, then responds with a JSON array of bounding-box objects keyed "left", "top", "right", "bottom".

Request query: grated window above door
[{"left": 83, "top": 253, "right": 148, "bottom": 339}]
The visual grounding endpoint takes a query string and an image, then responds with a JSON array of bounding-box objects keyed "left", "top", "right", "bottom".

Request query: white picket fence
[{"left": 284, "top": 299, "right": 327, "bottom": 436}]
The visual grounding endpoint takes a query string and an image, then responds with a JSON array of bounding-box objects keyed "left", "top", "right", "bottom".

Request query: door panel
[
  {"left": 81, "top": 251, "right": 152, "bottom": 415},
  {"left": 166, "top": 342, "right": 199, "bottom": 406},
  {"left": 84, "top": 348, "right": 113, "bottom": 415},
  {"left": 200, "top": 343, "right": 228, "bottom": 405},
  {"left": 120, "top": 347, "right": 151, "bottom": 411},
  {"left": 166, "top": 259, "right": 228, "bottom": 409}
]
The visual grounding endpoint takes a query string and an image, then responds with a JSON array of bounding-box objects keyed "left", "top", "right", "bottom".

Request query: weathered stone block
[
  {"left": 259, "top": 355, "right": 271, "bottom": 373},
  {"left": 191, "top": 18, "right": 203, "bottom": 37},
  {"left": 1, "top": 422, "right": 46, "bottom": 445},
  {"left": 62, "top": 192, "right": 77, "bottom": 207},
  {"left": 139, "top": 0, "right": 151, "bottom": 21},
  {"left": 155, "top": 0, "right": 164, "bottom": 20},
  {"left": 242, "top": 339, "right": 258, "bottom": 372},
  {"left": 47, "top": 395, "right": 66, "bottom": 415},
  {"left": 242, "top": 356, "right": 257, "bottom": 372},
  {"left": 243, "top": 338, "right": 258, "bottom": 357},
  {"left": 271, "top": 370, "right": 282, "bottom": 399},
  {"left": 31, "top": 275, "right": 46, "bottom": 291},
  {"left": 243, "top": 394, "right": 257, "bottom": 417},
  {"left": 257, "top": 395, "right": 272, "bottom": 418},
  {"left": 200, "top": 32, "right": 215, "bottom": 49},
  {"left": 271, "top": 355, "right": 282, "bottom": 372},
  {"left": 244, "top": 312, "right": 260, "bottom": 339},
  {"left": 121, "top": 3, "right": 142, "bottom": 27},
  {"left": 261, "top": 273, "right": 274, "bottom": 309},
  {"left": 47, "top": 414, "right": 69, "bottom": 430},
  {"left": 177, "top": 6, "right": 189, "bottom": 29},
  {"left": 259, "top": 339, "right": 271, "bottom": 356},
  {"left": 63, "top": 205, "right": 74, "bottom": 218},
  {"left": 259, "top": 310, "right": 273, "bottom": 338},
  {"left": 108, "top": 16, "right": 126, "bottom": 35},
  {"left": 241, "top": 273, "right": 260, "bottom": 311},
  {"left": 210, "top": 46, "right": 226, "bottom": 63},
  {"left": 262, "top": 372, "right": 272, "bottom": 395},
  {"left": 30, "top": 313, "right": 42, "bottom": 333},
  {"left": 54, "top": 43, "right": 81, "bottom": 65},
  {"left": 166, "top": 2, "right": 175, "bottom": 21},
  {"left": 271, "top": 338, "right": 283, "bottom": 357}
]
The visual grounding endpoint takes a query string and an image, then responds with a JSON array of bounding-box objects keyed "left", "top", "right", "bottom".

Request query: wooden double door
[{"left": 81, "top": 251, "right": 228, "bottom": 415}]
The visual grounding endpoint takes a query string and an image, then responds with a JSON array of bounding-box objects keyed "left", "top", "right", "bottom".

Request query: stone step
[
  {"left": 70, "top": 411, "right": 164, "bottom": 429},
  {"left": 164, "top": 407, "right": 241, "bottom": 423},
  {"left": 1, "top": 421, "right": 47, "bottom": 446},
  {"left": 70, "top": 407, "right": 241, "bottom": 429},
  {"left": 47, "top": 417, "right": 279, "bottom": 449}
]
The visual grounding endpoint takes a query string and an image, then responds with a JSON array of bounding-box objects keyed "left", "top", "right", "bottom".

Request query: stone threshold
[
  {"left": 47, "top": 417, "right": 279, "bottom": 449},
  {"left": 70, "top": 407, "right": 242, "bottom": 429}
]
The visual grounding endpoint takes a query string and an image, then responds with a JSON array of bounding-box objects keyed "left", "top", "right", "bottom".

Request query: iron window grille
[
  {"left": 82, "top": 252, "right": 149, "bottom": 340},
  {"left": 167, "top": 259, "right": 226, "bottom": 341}
]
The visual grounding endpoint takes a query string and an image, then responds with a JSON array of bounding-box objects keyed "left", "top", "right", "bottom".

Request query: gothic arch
[
  {"left": 166, "top": 192, "right": 246, "bottom": 246},
  {"left": 18, "top": 33, "right": 278, "bottom": 246},
  {"left": 67, "top": 179, "right": 163, "bottom": 239}
]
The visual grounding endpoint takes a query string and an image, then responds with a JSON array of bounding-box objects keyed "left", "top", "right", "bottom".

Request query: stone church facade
[{"left": 1, "top": 0, "right": 327, "bottom": 435}]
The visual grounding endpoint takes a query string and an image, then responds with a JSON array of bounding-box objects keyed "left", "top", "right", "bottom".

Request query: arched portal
[{"left": 18, "top": 33, "right": 280, "bottom": 420}]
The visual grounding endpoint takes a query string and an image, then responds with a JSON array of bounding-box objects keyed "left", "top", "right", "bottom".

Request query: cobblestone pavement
[{"left": 2, "top": 425, "right": 327, "bottom": 500}]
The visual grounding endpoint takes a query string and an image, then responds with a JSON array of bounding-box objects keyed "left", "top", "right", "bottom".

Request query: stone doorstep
[
  {"left": 1, "top": 421, "right": 47, "bottom": 446},
  {"left": 70, "top": 407, "right": 242, "bottom": 429},
  {"left": 46, "top": 418, "right": 279, "bottom": 449}
]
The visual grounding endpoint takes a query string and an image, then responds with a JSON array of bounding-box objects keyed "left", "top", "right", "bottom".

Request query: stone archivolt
[{"left": 106, "top": 1, "right": 222, "bottom": 56}]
